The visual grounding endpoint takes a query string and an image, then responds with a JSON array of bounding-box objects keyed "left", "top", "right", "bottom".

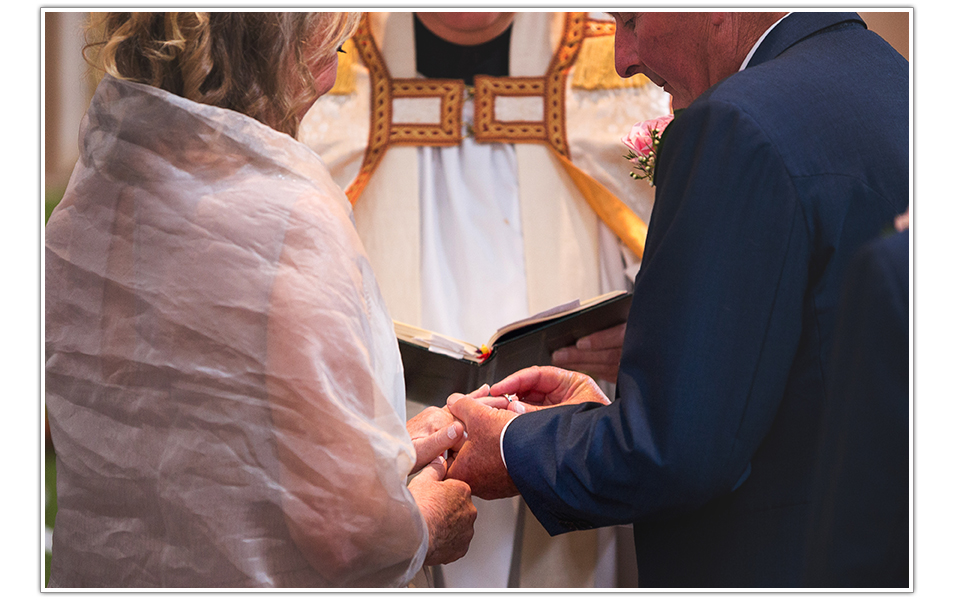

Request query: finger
[
  {"left": 446, "top": 383, "right": 489, "bottom": 410},
  {"left": 415, "top": 455, "right": 448, "bottom": 482},
  {"left": 550, "top": 347, "right": 621, "bottom": 367},
  {"left": 414, "top": 423, "right": 465, "bottom": 470},
  {"left": 474, "top": 395, "right": 511, "bottom": 410},
  {"left": 468, "top": 383, "right": 491, "bottom": 398},
  {"left": 574, "top": 323, "right": 626, "bottom": 350},
  {"left": 448, "top": 477, "right": 473, "bottom": 500},
  {"left": 446, "top": 394, "right": 492, "bottom": 424},
  {"left": 507, "top": 400, "right": 529, "bottom": 414},
  {"left": 489, "top": 366, "right": 571, "bottom": 400},
  {"left": 488, "top": 366, "right": 550, "bottom": 396}
]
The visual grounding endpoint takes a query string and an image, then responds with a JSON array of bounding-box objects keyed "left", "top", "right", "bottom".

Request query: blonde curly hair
[{"left": 85, "top": 12, "right": 360, "bottom": 137}]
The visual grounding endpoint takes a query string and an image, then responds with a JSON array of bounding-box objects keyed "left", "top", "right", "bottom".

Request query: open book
[{"left": 395, "top": 290, "right": 633, "bottom": 406}]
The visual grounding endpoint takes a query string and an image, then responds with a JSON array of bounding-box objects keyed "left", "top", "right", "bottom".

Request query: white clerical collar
[{"left": 739, "top": 13, "right": 792, "bottom": 71}]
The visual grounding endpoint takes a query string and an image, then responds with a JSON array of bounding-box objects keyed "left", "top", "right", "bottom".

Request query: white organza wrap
[{"left": 45, "top": 76, "right": 427, "bottom": 588}]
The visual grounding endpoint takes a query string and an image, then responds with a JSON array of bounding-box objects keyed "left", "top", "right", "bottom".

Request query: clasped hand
[
  {"left": 405, "top": 406, "right": 474, "bottom": 565},
  {"left": 442, "top": 367, "right": 611, "bottom": 498},
  {"left": 404, "top": 366, "right": 610, "bottom": 562}
]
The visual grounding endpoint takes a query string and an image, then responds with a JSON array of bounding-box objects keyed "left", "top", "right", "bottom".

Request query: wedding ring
[{"left": 505, "top": 394, "right": 517, "bottom": 403}]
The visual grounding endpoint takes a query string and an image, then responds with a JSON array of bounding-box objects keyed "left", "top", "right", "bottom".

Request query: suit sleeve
[{"left": 504, "top": 99, "right": 813, "bottom": 534}]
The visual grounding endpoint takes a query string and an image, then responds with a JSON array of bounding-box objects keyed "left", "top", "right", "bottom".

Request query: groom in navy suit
[{"left": 444, "top": 12, "right": 909, "bottom": 587}]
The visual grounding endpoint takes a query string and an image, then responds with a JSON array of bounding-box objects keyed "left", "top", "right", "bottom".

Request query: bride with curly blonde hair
[
  {"left": 86, "top": 12, "right": 355, "bottom": 136},
  {"left": 45, "top": 12, "right": 475, "bottom": 588}
]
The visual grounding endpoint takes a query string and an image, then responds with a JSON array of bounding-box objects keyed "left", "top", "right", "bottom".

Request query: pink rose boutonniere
[{"left": 622, "top": 114, "right": 674, "bottom": 186}]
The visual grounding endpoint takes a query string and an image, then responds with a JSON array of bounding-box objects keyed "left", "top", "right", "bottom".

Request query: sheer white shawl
[{"left": 45, "top": 76, "right": 426, "bottom": 588}]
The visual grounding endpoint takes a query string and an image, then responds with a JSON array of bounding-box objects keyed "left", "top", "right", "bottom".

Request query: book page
[{"left": 393, "top": 321, "right": 483, "bottom": 360}]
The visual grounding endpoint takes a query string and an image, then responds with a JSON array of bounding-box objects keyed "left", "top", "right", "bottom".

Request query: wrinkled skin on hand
[
  {"left": 445, "top": 393, "right": 520, "bottom": 499},
  {"left": 407, "top": 456, "right": 477, "bottom": 565},
  {"left": 406, "top": 406, "right": 465, "bottom": 473},
  {"left": 490, "top": 366, "right": 611, "bottom": 414},
  {"left": 550, "top": 323, "right": 626, "bottom": 383}
]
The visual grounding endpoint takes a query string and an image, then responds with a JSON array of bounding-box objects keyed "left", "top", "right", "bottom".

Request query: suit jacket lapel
[{"left": 747, "top": 12, "right": 866, "bottom": 69}]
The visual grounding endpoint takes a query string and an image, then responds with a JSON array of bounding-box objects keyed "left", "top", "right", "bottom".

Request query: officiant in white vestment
[{"left": 299, "top": 11, "right": 671, "bottom": 587}]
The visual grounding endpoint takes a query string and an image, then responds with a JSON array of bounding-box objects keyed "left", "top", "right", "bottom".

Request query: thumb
[
  {"left": 508, "top": 399, "right": 529, "bottom": 414},
  {"left": 414, "top": 455, "right": 447, "bottom": 483},
  {"left": 415, "top": 422, "right": 464, "bottom": 469},
  {"left": 446, "top": 394, "right": 489, "bottom": 424}
]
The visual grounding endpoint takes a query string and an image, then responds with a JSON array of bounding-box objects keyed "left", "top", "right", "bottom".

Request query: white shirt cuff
[{"left": 499, "top": 415, "right": 519, "bottom": 471}]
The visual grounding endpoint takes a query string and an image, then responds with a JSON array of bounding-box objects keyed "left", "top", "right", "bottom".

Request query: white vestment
[
  {"left": 300, "top": 12, "right": 670, "bottom": 587},
  {"left": 46, "top": 75, "right": 426, "bottom": 588}
]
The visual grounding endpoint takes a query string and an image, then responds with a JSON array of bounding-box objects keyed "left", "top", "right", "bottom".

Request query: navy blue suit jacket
[{"left": 503, "top": 13, "right": 908, "bottom": 587}]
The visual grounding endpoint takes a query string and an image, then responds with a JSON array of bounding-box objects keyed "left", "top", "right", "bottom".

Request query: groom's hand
[
  {"left": 445, "top": 394, "right": 520, "bottom": 499},
  {"left": 490, "top": 366, "right": 611, "bottom": 414}
]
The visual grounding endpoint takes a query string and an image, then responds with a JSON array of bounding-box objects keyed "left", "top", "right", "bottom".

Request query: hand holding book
[{"left": 550, "top": 323, "right": 626, "bottom": 384}]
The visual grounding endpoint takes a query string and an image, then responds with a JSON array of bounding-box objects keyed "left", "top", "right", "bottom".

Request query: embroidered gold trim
[
  {"left": 472, "top": 76, "right": 549, "bottom": 145},
  {"left": 585, "top": 19, "right": 616, "bottom": 38},
  {"left": 470, "top": 12, "right": 586, "bottom": 158},
  {"left": 345, "top": 15, "right": 392, "bottom": 204},
  {"left": 346, "top": 16, "right": 467, "bottom": 203},
  {"left": 389, "top": 79, "right": 464, "bottom": 146}
]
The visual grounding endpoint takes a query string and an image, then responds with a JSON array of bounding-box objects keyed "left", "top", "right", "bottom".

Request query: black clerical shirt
[{"left": 413, "top": 14, "right": 511, "bottom": 84}]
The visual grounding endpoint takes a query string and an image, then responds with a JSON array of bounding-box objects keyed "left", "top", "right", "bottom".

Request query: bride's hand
[{"left": 406, "top": 407, "right": 464, "bottom": 474}]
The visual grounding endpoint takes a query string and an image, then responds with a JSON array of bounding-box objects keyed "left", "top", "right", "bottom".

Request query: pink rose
[
  {"left": 621, "top": 114, "right": 675, "bottom": 185},
  {"left": 621, "top": 115, "right": 674, "bottom": 158}
]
